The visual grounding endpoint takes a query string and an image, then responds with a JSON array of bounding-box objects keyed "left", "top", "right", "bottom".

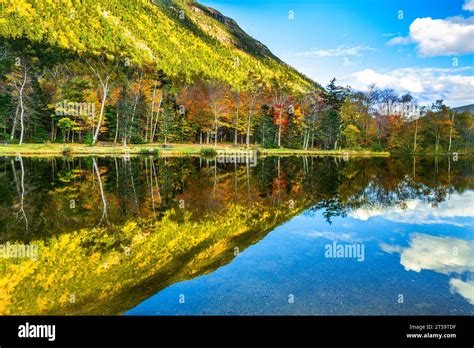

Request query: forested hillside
[
  {"left": 0, "top": 0, "right": 472, "bottom": 152},
  {"left": 0, "top": 0, "right": 314, "bottom": 89}
]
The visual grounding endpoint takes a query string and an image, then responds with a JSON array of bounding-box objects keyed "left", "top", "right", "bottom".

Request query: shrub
[
  {"left": 200, "top": 147, "right": 217, "bottom": 157},
  {"left": 84, "top": 133, "right": 94, "bottom": 146},
  {"left": 139, "top": 148, "right": 159, "bottom": 155},
  {"left": 370, "top": 143, "right": 385, "bottom": 152},
  {"left": 130, "top": 135, "right": 146, "bottom": 144},
  {"left": 62, "top": 146, "right": 73, "bottom": 155}
]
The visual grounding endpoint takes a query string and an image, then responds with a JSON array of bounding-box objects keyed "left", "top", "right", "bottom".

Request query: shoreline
[
  {"left": 0, "top": 143, "right": 390, "bottom": 157},
  {"left": 0, "top": 143, "right": 469, "bottom": 157}
]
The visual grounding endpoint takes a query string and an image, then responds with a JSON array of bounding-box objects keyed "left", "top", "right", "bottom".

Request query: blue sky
[{"left": 201, "top": 0, "right": 474, "bottom": 107}]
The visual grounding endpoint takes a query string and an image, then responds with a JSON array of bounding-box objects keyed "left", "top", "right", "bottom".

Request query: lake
[{"left": 0, "top": 155, "right": 472, "bottom": 315}]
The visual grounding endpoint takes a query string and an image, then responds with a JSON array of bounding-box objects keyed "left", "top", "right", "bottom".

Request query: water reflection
[
  {"left": 351, "top": 192, "right": 474, "bottom": 226},
  {"left": 384, "top": 233, "right": 473, "bottom": 275},
  {"left": 380, "top": 232, "right": 473, "bottom": 307},
  {"left": 450, "top": 279, "right": 474, "bottom": 305},
  {"left": 0, "top": 155, "right": 472, "bottom": 314},
  {"left": 1, "top": 156, "right": 472, "bottom": 242}
]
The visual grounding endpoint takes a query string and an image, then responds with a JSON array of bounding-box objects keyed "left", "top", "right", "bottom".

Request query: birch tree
[
  {"left": 85, "top": 58, "right": 117, "bottom": 145},
  {"left": 5, "top": 55, "right": 33, "bottom": 145}
]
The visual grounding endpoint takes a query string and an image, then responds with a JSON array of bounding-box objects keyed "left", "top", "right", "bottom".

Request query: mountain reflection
[{"left": 0, "top": 155, "right": 472, "bottom": 315}]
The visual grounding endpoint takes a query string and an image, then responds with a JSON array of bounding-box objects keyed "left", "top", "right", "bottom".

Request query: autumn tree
[
  {"left": 270, "top": 77, "right": 292, "bottom": 148},
  {"left": 423, "top": 100, "right": 453, "bottom": 153},
  {"left": 242, "top": 73, "right": 265, "bottom": 147},
  {"left": 85, "top": 57, "right": 119, "bottom": 145},
  {"left": 206, "top": 78, "right": 229, "bottom": 147}
]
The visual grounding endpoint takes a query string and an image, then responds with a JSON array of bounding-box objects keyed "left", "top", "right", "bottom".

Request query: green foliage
[
  {"left": 139, "top": 147, "right": 159, "bottom": 155},
  {"left": 200, "top": 147, "right": 217, "bottom": 157},
  {"left": 0, "top": 0, "right": 315, "bottom": 93},
  {"left": 84, "top": 132, "right": 94, "bottom": 146},
  {"left": 321, "top": 109, "right": 342, "bottom": 149},
  {"left": 62, "top": 146, "right": 72, "bottom": 155},
  {"left": 370, "top": 142, "right": 384, "bottom": 152}
]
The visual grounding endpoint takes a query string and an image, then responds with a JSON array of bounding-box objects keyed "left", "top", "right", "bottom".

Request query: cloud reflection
[
  {"left": 381, "top": 232, "right": 474, "bottom": 305},
  {"left": 398, "top": 233, "right": 473, "bottom": 274},
  {"left": 449, "top": 279, "right": 474, "bottom": 305},
  {"left": 350, "top": 191, "right": 474, "bottom": 226}
]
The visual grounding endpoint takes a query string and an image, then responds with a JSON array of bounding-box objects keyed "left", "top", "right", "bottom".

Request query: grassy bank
[
  {"left": 257, "top": 148, "right": 390, "bottom": 157},
  {"left": 0, "top": 143, "right": 390, "bottom": 157}
]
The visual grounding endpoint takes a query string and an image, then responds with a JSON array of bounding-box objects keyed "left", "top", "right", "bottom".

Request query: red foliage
[{"left": 273, "top": 104, "right": 289, "bottom": 130}]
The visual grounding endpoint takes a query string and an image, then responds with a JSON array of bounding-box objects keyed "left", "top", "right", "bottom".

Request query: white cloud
[
  {"left": 388, "top": 16, "right": 474, "bottom": 56},
  {"left": 295, "top": 230, "right": 357, "bottom": 242},
  {"left": 353, "top": 69, "right": 424, "bottom": 94},
  {"left": 464, "top": 0, "right": 474, "bottom": 11},
  {"left": 387, "top": 36, "right": 412, "bottom": 45},
  {"left": 379, "top": 243, "right": 402, "bottom": 254},
  {"left": 349, "top": 67, "right": 474, "bottom": 106},
  {"left": 449, "top": 279, "right": 474, "bottom": 304},
  {"left": 398, "top": 233, "right": 474, "bottom": 274},
  {"left": 296, "top": 45, "right": 375, "bottom": 57},
  {"left": 382, "top": 32, "right": 402, "bottom": 37}
]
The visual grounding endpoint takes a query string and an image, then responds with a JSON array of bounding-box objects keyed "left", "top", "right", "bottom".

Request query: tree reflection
[
  {"left": 0, "top": 155, "right": 472, "bottom": 241},
  {"left": 11, "top": 156, "right": 29, "bottom": 235},
  {"left": 92, "top": 158, "right": 108, "bottom": 226}
]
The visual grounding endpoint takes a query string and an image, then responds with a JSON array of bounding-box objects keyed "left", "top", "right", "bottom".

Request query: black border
[{"left": 0, "top": 315, "right": 472, "bottom": 346}]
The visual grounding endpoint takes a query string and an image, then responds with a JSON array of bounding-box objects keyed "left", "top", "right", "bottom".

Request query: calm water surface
[{"left": 0, "top": 155, "right": 472, "bottom": 315}]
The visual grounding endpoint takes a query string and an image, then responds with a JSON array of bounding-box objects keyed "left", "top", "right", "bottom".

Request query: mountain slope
[
  {"left": 452, "top": 104, "right": 474, "bottom": 113},
  {"left": 0, "top": 0, "right": 317, "bottom": 92}
]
